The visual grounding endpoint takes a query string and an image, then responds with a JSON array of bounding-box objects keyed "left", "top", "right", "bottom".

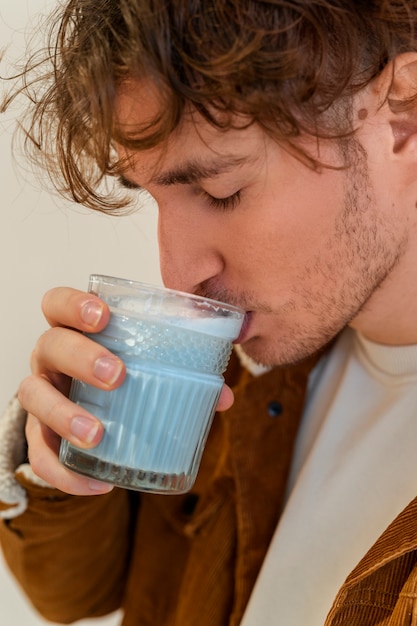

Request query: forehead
[{"left": 114, "top": 79, "right": 264, "bottom": 182}]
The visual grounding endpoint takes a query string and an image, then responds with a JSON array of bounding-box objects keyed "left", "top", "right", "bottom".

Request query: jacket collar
[{"left": 325, "top": 496, "right": 417, "bottom": 624}]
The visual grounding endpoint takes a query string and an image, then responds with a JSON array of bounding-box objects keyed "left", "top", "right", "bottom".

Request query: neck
[{"left": 349, "top": 246, "right": 417, "bottom": 346}]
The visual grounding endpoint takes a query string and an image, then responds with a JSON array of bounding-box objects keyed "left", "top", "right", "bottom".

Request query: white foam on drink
[
  {"left": 111, "top": 296, "right": 243, "bottom": 340},
  {"left": 169, "top": 314, "right": 242, "bottom": 340}
]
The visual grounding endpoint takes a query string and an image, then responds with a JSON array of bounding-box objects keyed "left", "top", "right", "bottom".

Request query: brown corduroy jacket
[{"left": 2, "top": 352, "right": 417, "bottom": 626}]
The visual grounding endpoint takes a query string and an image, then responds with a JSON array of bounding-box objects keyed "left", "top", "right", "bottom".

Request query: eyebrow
[{"left": 118, "top": 154, "right": 250, "bottom": 190}]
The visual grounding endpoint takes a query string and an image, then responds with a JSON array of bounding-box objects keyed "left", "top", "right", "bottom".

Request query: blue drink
[{"left": 59, "top": 276, "right": 244, "bottom": 493}]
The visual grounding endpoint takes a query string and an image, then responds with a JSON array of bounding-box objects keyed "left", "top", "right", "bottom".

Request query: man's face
[{"left": 115, "top": 83, "right": 409, "bottom": 366}]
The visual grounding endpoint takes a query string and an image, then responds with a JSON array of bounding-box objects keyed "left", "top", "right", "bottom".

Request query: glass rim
[{"left": 88, "top": 274, "right": 245, "bottom": 317}]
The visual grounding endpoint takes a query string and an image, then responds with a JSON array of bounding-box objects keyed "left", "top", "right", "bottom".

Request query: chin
[
  {"left": 239, "top": 334, "right": 326, "bottom": 368},
  {"left": 237, "top": 337, "right": 282, "bottom": 367}
]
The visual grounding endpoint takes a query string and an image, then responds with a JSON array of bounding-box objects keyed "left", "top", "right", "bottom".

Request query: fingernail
[
  {"left": 94, "top": 356, "right": 123, "bottom": 385},
  {"left": 81, "top": 300, "right": 103, "bottom": 328},
  {"left": 70, "top": 416, "right": 100, "bottom": 444},
  {"left": 88, "top": 480, "right": 113, "bottom": 493}
]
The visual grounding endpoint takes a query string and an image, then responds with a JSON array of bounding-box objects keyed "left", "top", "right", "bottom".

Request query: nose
[{"left": 157, "top": 205, "right": 224, "bottom": 294}]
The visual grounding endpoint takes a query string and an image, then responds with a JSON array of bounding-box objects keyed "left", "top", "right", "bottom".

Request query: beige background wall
[{"left": 0, "top": 1, "right": 161, "bottom": 623}]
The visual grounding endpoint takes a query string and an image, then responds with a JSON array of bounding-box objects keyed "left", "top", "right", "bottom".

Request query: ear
[{"left": 383, "top": 53, "right": 417, "bottom": 154}]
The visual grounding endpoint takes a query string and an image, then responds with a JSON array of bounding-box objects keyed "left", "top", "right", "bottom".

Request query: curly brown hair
[{"left": 3, "top": 0, "right": 417, "bottom": 211}]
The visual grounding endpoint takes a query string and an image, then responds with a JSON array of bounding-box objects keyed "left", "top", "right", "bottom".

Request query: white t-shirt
[{"left": 241, "top": 327, "right": 417, "bottom": 626}]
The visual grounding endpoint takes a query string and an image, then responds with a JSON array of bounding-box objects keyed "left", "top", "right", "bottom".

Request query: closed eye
[
  {"left": 118, "top": 175, "right": 141, "bottom": 190},
  {"left": 118, "top": 172, "right": 242, "bottom": 211},
  {"left": 201, "top": 189, "right": 242, "bottom": 211}
]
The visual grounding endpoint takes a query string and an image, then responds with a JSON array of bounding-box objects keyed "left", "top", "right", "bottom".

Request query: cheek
[{"left": 240, "top": 180, "right": 344, "bottom": 278}]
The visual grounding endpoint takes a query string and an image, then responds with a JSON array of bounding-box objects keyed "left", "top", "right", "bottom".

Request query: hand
[
  {"left": 17, "top": 287, "right": 235, "bottom": 496},
  {"left": 217, "top": 385, "right": 234, "bottom": 412},
  {"left": 18, "top": 287, "right": 126, "bottom": 495}
]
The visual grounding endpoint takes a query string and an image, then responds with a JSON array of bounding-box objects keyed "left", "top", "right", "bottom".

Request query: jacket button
[
  {"left": 181, "top": 493, "right": 200, "bottom": 516},
  {"left": 267, "top": 401, "right": 283, "bottom": 417}
]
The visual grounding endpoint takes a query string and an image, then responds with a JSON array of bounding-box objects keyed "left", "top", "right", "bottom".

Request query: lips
[{"left": 234, "top": 311, "right": 252, "bottom": 344}]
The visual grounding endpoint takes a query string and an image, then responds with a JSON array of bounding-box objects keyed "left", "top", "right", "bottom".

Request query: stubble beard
[{"left": 239, "top": 138, "right": 407, "bottom": 367}]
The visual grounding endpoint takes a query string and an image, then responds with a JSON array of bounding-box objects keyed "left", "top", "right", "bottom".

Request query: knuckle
[
  {"left": 31, "top": 327, "right": 61, "bottom": 368},
  {"left": 41, "top": 288, "right": 55, "bottom": 315},
  {"left": 25, "top": 418, "right": 41, "bottom": 466},
  {"left": 24, "top": 413, "right": 35, "bottom": 439},
  {"left": 26, "top": 419, "right": 60, "bottom": 475},
  {"left": 17, "top": 375, "right": 35, "bottom": 409},
  {"left": 27, "top": 447, "right": 46, "bottom": 480},
  {"left": 29, "top": 343, "right": 41, "bottom": 373},
  {"left": 44, "top": 396, "right": 69, "bottom": 431},
  {"left": 29, "top": 332, "right": 49, "bottom": 374},
  {"left": 29, "top": 350, "right": 37, "bottom": 374},
  {"left": 32, "top": 327, "right": 51, "bottom": 353}
]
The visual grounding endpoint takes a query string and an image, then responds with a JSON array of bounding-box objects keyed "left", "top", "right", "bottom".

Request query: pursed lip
[{"left": 233, "top": 311, "right": 253, "bottom": 344}]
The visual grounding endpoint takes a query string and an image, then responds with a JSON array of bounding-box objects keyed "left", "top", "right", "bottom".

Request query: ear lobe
[{"left": 386, "top": 54, "right": 417, "bottom": 154}]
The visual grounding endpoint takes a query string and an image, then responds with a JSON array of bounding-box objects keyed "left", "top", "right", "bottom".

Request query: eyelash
[{"left": 201, "top": 190, "right": 242, "bottom": 211}]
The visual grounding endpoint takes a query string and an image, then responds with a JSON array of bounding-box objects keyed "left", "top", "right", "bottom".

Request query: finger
[
  {"left": 26, "top": 413, "right": 113, "bottom": 496},
  {"left": 31, "top": 327, "right": 126, "bottom": 390},
  {"left": 42, "top": 287, "right": 110, "bottom": 333},
  {"left": 18, "top": 375, "right": 104, "bottom": 448},
  {"left": 216, "top": 384, "right": 234, "bottom": 412}
]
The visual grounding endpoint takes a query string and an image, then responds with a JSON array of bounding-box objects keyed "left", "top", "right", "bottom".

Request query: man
[{"left": 2, "top": 0, "right": 417, "bottom": 624}]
